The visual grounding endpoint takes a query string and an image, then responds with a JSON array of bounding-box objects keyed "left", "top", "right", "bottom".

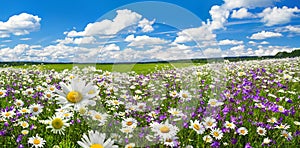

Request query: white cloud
[
  {"left": 125, "top": 35, "right": 168, "bottom": 47},
  {"left": 73, "top": 36, "right": 96, "bottom": 44},
  {"left": 219, "top": 39, "right": 243, "bottom": 45},
  {"left": 248, "top": 41, "right": 269, "bottom": 45},
  {"left": 259, "top": 6, "right": 300, "bottom": 26},
  {"left": 102, "top": 44, "right": 120, "bottom": 51},
  {"left": 223, "top": 0, "right": 275, "bottom": 9},
  {"left": 231, "top": 8, "right": 255, "bottom": 19},
  {"left": 65, "top": 9, "right": 155, "bottom": 38},
  {"left": 254, "top": 45, "right": 294, "bottom": 56},
  {"left": 174, "top": 23, "right": 216, "bottom": 43},
  {"left": 0, "top": 13, "right": 41, "bottom": 37},
  {"left": 230, "top": 45, "right": 245, "bottom": 51},
  {"left": 277, "top": 25, "right": 300, "bottom": 34},
  {"left": 249, "top": 31, "right": 282, "bottom": 40},
  {"left": 209, "top": 5, "right": 230, "bottom": 30},
  {"left": 138, "top": 18, "right": 155, "bottom": 32},
  {"left": 202, "top": 48, "right": 222, "bottom": 57},
  {"left": 20, "top": 38, "right": 31, "bottom": 41}
]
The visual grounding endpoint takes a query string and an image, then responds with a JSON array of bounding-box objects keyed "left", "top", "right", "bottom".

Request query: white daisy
[
  {"left": 19, "top": 121, "right": 29, "bottom": 128},
  {"left": 210, "top": 128, "right": 223, "bottom": 140},
  {"left": 122, "top": 117, "right": 137, "bottom": 129},
  {"left": 203, "top": 135, "right": 213, "bottom": 143},
  {"left": 275, "top": 123, "right": 290, "bottom": 130},
  {"left": 202, "top": 117, "right": 217, "bottom": 129},
  {"left": 150, "top": 120, "right": 179, "bottom": 140},
  {"left": 125, "top": 143, "right": 135, "bottom": 148},
  {"left": 189, "top": 120, "right": 205, "bottom": 134},
  {"left": 46, "top": 115, "right": 70, "bottom": 135},
  {"left": 168, "top": 108, "right": 184, "bottom": 117},
  {"left": 55, "top": 77, "right": 98, "bottom": 110},
  {"left": 178, "top": 90, "right": 191, "bottom": 101},
  {"left": 262, "top": 137, "right": 271, "bottom": 145},
  {"left": 28, "top": 134, "right": 46, "bottom": 148},
  {"left": 208, "top": 99, "right": 224, "bottom": 107},
  {"left": 281, "top": 130, "right": 292, "bottom": 140},
  {"left": 257, "top": 127, "right": 266, "bottom": 136},
  {"left": 77, "top": 130, "right": 118, "bottom": 148},
  {"left": 237, "top": 127, "right": 248, "bottom": 136},
  {"left": 0, "top": 89, "right": 6, "bottom": 98},
  {"left": 267, "top": 117, "right": 277, "bottom": 124},
  {"left": 224, "top": 121, "right": 236, "bottom": 129},
  {"left": 169, "top": 90, "right": 178, "bottom": 98},
  {"left": 1, "top": 110, "right": 15, "bottom": 119},
  {"left": 29, "top": 104, "right": 43, "bottom": 116},
  {"left": 90, "top": 110, "right": 109, "bottom": 126},
  {"left": 14, "top": 99, "right": 24, "bottom": 107}
]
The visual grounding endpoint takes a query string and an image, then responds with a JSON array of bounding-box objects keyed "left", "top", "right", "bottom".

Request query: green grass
[{"left": 12, "top": 62, "right": 202, "bottom": 74}]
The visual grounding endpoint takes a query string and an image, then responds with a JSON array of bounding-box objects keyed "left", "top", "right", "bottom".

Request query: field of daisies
[{"left": 0, "top": 58, "right": 299, "bottom": 148}]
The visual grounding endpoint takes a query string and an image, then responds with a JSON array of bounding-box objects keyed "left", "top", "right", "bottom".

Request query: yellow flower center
[
  {"left": 165, "top": 139, "right": 173, "bottom": 142},
  {"left": 240, "top": 130, "right": 245, "bottom": 134},
  {"left": 21, "top": 109, "right": 27, "bottom": 113},
  {"left": 90, "top": 144, "right": 104, "bottom": 148},
  {"left": 227, "top": 123, "right": 232, "bottom": 127},
  {"left": 52, "top": 118, "right": 63, "bottom": 129},
  {"left": 33, "top": 107, "right": 39, "bottom": 112},
  {"left": 213, "top": 131, "right": 219, "bottom": 137},
  {"left": 259, "top": 130, "right": 264, "bottom": 134},
  {"left": 193, "top": 124, "right": 200, "bottom": 130},
  {"left": 160, "top": 126, "right": 170, "bottom": 133},
  {"left": 66, "top": 91, "right": 82, "bottom": 103},
  {"left": 46, "top": 94, "right": 51, "bottom": 98},
  {"left": 94, "top": 114, "right": 102, "bottom": 120},
  {"left": 126, "top": 121, "right": 133, "bottom": 126},
  {"left": 88, "top": 90, "right": 95, "bottom": 94},
  {"left": 5, "top": 112, "right": 11, "bottom": 117},
  {"left": 182, "top": 93, "right": 188, "bottom": 98},
  {"left": 50, "top": 87, "right": 55, "bottom": 91},
  {"left": 210, "top": 101, "right": 217, "bottom": 106},
  {"left": 33, "top": 138, "right": 41, "bottom": 145},
  {"left": 207, "top": 121, "right": 213, "bottom": 126},
  {"left": 22, "top": 122, "right": 28, "bottom": 127},
  {"left": 283, "top": 133, "right": 288, "bottom": 138},
  {"left": 0, "top": 92, "right": 3, "bottom": 95}
]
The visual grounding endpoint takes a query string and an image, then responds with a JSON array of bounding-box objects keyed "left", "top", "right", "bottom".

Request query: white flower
[
  {"left": 90, "top": 110, "right": 109, "bottom": 126},
  {"left": 46, "top": 115, "right": 70, "bottom": 135},
  {"left": 275, "top": 123, "right": 290, "bottom": 130},
  {"left": 262, "top": 137, "right": 271, "bottom": 145},
  {"left": 237, "top": 127, "right": 248, "bottom": 136},
  {"left": 189, "top": 120, "right": 205, "bottom": 134},
  {"left": 122, "top": 117, "right": 137, "bottom": 129},
  {"left": 208, "top": 99, "right": 224, "bottom": 107},
  {"left": 267, "top": 117, "right": 277, "bottom": 124},
  {"left": 1, "top": 110, "right": 15, "bottom": 119},
  {"left": 281, "top": 130, "right": 292, "bottom": 140},
  {"left": 29, "top": 104, "right": 43, "bottom": 116},
  {"left": 125, "top": 143, "right": 135, "bottom": 148},
  {"left": 257, "top": 127, "right": 266, "bottom": 136},
  {"left": 150, "top": 120, "right": 179, "bottom": 140},
  {"left": 210, "top": 128, "right": 223, "bottom": 140},
  {"left": 203, "top": 135, "right": 213, "bottom": 143},
  {"left": 169, "top": 90, "right": 178, "bottom": 98},
  {"left": 178, "top": 90, "right": 191, "bottom": 101},
  {"left": 28, "top": 134, "right": 46, "bottom": 148},
  {"left": 55, "top": 77, "right": 98, "bottom": 110},
  {"left": 224, "top": 121, "right": 236, "bottom": 129},
  {"left": 294, "top": 121, "right": 300, "bottom": 126},
  {"left": 0, "top": 89, "right": 7, "bottom": 98},
  {"left": 19, "top": 121, "right": 29, "bottom": 128},
  {"left": 202, "top": 117, "right": 216, "bottom": 129},
  {"left": 77, "top": 130, "right": 118, "bottom": 148},
  {"left": 168, "top": 108, "right": 184, "bottom": 117}
]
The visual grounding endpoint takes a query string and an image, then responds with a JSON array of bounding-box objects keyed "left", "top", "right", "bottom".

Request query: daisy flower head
[
  {"left": 189, "top": 120, "right": 205, "bottom": 134},
  {"left": 267, "top": 117, "right": 277, "bottom": 124},
  {"left": 257, "top": 127, "right": 266, "bottom": 136},
  {"left": 210, "top": 128, "right": 223, "bottom": 140},
  {"left": 178, "top": 90, "right": 191, "bottom": 101},
  {"left": 14, "top": 99, "right": 24, "bottom": 108},
  {"left": 29, "top": 103, "right": 43, "bottom": 116},
  {"left": 122, "top": 117, "right": 138, "bottom": 129},
  {"left": 46, "top": 115, "right": 70, "bottom": 135},
  {"left": 19, "top": 121, "right": 29, "bottom": 128},
  {"left": 262, "top": 137, "right": 271, "bottom": 145},
  {"left": 224, "top": 121, "right": 236, "bottom": 129},
  {"left": 150, "top": 120, "right": 179, "bottom": 140},
  {"left": 0, "top": 89, "right": 7, "bottom": 98},
  {"left": 202, "top": 117, "right": 217, "bottom": 129},
  {"left": 281, "top": 130, "right": 292, "bottom": 140},
  {"left": 169, "top": 90, "right": 178, "bottom": 98},
  {"left": 28, "top": 134, "right": 46, "bottom": 148},
  {"left": 168, "top": 108, "right": 184, "bottom": 117},
  {"left": 208, "top": 99, "right": 224, "bottom": 107},
  {"left": 275, "top": 123, "right": 290, "bottom": 130},
  {"left": 237, "top": 127, "right": 248, "bottom": 136},
  {"left": 1, "top": 110, "right": 15, "bottom": 119},
  {"left": 55, "top": 77, "right": 98, "bottom": 110},
  {"left": 125, "top": 143, "right": 135, "bottom": 148},
  {"left": 77, "top": 130, "right": 118, "bottom": 148},
  {"left": 90, "top": 110, "right": 109, "bottom": 126},
  {"left": 203, "top": 135, "right": 213, "bottom": 143}
]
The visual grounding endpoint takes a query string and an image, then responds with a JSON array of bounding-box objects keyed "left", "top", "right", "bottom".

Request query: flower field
[{"left": 0, "top": 58, "right": 299, "bottom": 148}]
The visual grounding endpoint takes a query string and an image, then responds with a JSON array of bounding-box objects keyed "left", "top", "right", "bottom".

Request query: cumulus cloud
[
  {"left": 0, "top": 13, "right": 41, "bottom": 38},
  {"left": 230, "top": 45, "right": 245, "bottom": 51},
  {"left": 174, "top": 23, "right": 216, "bottom": 44},
  {"left": 276, "top": 25, "right": 300, "bottom": 34},
  {"left": 65, "top": 9, "right": 155, "bottom": 38},
  {"left": 259, "top": 6, "right": 300, "bottom": 26},
  {"left": 219, "top": 39, "right": 243, "bottom": 45},
  {"left": 223, "top": 0, "right": 275, "bottom": 9},
  {"left": 231, "top": 8, "right": 255, "bottom": 19},
  {"left": 209, "top": 5, "right": 230, "bottom": 30},
  {"left": 102, "top": 44, "right": 120, "bottom": 51},
  {"left": 125, "top": 35, "right": 169, "bottom": 47},
  {"left": 249, "top": 31, "right": 283, "bottom": 40}
]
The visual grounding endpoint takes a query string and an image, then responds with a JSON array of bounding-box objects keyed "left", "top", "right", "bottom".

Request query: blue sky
[{"left": 0, "top": 0, "right": 300, "bottom": 62}]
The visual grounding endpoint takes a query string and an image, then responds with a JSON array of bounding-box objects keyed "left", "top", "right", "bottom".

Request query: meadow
[{"left": 0, "top": 58, "right": 299, "bottom": 148}]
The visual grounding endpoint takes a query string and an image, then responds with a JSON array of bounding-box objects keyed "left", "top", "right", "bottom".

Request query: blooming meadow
[{"left": 0, "top": 58, "right": 299, "bottom": 148}]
